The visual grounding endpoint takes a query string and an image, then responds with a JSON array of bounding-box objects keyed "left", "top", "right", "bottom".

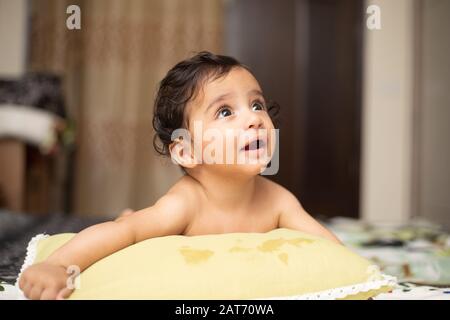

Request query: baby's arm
[
  {"left": 277, "top": 190, "right": 342, "bottom": 245},
  {"left": 19, "top": 192, "right": 192, "bottom": 300}
]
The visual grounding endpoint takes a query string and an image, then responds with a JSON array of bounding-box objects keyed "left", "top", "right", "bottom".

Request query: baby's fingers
[
  {"left": 21, "top": 282, "right": 32, "bottom": 298},
  {"left": 40, "top": 287, "right": 60, "bottom": 300},
  {"left": 18, "top": 275, "right": 27, "bottom": 291},
  {"left": 56, "top": 287, "right": 74, "bottom": 300},
  {"left": 29, "top": 285, "right": 44, "bottom": 300}
]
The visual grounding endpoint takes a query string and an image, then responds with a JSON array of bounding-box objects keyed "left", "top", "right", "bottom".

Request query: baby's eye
[
  {"left": 217, "top": 106, "right": 233, "bottom": 119},
  {"left": 252, "top": 101, "right": 266, "bottom": 111}
]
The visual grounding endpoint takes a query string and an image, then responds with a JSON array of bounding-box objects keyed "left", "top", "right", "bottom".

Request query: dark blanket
[
  {"left": 0, "top": 73, "right": 66, "bottom": 118},
  {"left": 0, "top": 210, "right": 107, "bottom": 284}
]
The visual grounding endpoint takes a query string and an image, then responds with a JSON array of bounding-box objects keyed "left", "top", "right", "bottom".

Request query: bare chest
[{"left": 183, "top": 205, "right": 280, "bottom": 236}]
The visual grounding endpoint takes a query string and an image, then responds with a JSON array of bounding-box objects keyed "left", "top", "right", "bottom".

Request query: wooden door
[{"left": 225, "top": 0, "right": 363, "bottom": 218}]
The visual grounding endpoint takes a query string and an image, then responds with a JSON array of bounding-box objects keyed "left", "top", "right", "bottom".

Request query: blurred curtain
[{"left": 29, "top": 0, "right": 224, "bottom": 216}]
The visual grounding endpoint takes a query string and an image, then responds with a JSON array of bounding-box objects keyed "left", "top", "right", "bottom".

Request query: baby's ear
[{"left": 169, "top": 138, "right": 197, "bottom": 169}]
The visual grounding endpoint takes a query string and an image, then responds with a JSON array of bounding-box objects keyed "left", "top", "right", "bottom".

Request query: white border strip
[
  {"left": 15, "top": 233, "right": 49, "bottom": 289},
  {"left": 263, "top": 274, "right": 397, "bottom": 300}
]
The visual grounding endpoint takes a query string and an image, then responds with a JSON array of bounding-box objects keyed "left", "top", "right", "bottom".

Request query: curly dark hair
[{"left": 152, "top": 51, "right": 280, "bottom": 157}]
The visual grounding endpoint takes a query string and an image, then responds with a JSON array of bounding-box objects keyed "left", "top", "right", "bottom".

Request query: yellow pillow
[{"left": 16, "top": 228, "right": 395, "bottom": 299}]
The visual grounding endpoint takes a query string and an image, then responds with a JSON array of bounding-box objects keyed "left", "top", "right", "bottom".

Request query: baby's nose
[{"left": 245, "top": 111, "right": 264, "bottom": 130}]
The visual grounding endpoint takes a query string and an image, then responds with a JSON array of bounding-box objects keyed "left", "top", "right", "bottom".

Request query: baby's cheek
[
  {"left": 198, "top": 136, "right": 224, "bottom": 164},
  {"left": 204, "top": 133, "right": 240, "bottom": 164}
]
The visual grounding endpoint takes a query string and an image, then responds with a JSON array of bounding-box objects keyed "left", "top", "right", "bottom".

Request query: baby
[{"left": 18, "top": 51, "right": 341, "bottom": 300}]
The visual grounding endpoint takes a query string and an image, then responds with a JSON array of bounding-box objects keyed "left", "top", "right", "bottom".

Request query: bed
[
  {"left": 1, "top": 210, "right": 449, "bottom": 300},
  {"left": 324, "top": 217, "right": 450, "bottom": 299},
  {"left": 0, "top": 210, "right": 107, "bottom": 284}
]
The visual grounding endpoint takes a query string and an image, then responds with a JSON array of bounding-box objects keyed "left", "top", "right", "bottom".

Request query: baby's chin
[
  {"left": 208, "top": 160, "right": 271, "bottom": 177},
  {"left": 236, "top": 163, "right": 269, "bottom": 176}
]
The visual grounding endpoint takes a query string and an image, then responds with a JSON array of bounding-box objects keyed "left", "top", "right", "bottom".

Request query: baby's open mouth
[{"left": 241, "top": 139, "right": 266, "bottom": 151}]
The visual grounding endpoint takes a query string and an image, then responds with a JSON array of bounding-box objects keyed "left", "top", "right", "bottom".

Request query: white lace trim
[
  {"left": 14, "top": 233, "right": 49, "bottom": 289},
  {"left": 263, "top": 274, "right": 397, "bottom": 300}
]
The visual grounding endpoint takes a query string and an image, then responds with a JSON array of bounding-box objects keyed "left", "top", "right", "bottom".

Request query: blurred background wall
[
  {"left": 361, "top": 0, "right": 415, "bottom": 224},
  {"left": 0, "top": 0, "right": 27, "bottom": 77},
  {"left": 416, "top": 0, "right": 450, "bottom": 229},
  {"left": 0, "top": 0, "right": 28, "bottom": 213},
  {"left": 0, "top": 0, "right": 448, "bottom": 229},
  {"left": 362, "top": 0, "right": 450, "bottom": 230}
]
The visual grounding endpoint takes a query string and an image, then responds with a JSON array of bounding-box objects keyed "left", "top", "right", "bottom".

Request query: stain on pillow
[{"left": 179, "top": 247, "right": 214, "bottom": 264}]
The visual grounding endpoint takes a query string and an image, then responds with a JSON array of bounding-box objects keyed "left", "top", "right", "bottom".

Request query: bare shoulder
[
  {"left": 117, "top": 175, "right": 202, "bottom": 241},
  {"left": 154, "top": 175, "right": 202, "bottom": 214},
  {"left": 256, "top": 177, "right": 342, "bottom": 244},
  {"left": 256, "top": 176, "right": 302, "bottom": 211}
]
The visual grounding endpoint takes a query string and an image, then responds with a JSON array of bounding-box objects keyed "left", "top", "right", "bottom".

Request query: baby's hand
[{"left": 18, "top": 262, "right": 74, "bottom": 300}]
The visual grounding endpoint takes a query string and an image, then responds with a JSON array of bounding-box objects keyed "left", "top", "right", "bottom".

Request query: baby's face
[{"left": 184, "top": 67, "right": 276, "bottom": 175}]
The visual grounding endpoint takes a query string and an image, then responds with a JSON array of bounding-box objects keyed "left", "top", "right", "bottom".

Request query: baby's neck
[{"left": 188, "top": 170, "right": 258, "bottom": 212}]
